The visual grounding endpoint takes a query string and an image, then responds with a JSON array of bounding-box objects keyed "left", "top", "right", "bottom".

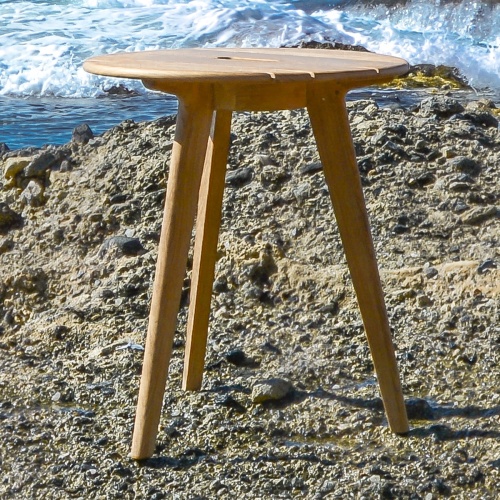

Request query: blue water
[{"left": 1, "top": 0, "right": 499, "bottom": 149}]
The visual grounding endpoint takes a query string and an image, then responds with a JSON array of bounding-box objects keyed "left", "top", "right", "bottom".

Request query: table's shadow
[
  {"left": 139, "top": 384, "right": 500, "bottom": 469},
  {"left": 308, "top": 387, "right": 500, "bottom": 441}
]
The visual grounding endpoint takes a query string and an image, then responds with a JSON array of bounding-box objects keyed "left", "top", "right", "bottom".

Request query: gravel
[{"left": 0, "top": 91, "right": 499, "bottom": 498}]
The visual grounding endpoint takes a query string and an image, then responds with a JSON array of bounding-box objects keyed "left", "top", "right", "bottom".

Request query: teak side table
[{"left": 84, "top": 48, "right": 410, "bottom": 459}]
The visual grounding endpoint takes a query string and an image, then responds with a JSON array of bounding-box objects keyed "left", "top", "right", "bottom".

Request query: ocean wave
[{"left": 0, "top": 0, "right": 499, "bottom": 97}]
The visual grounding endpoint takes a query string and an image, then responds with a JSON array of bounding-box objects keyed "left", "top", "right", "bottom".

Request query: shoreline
[
  {"left": 1, "top": 89, "right": 499, "bottom": 497},
  {"left": 2, "top": 71, "right": 500, "bottom": 151}
]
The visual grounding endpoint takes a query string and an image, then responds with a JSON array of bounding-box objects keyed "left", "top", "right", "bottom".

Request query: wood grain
[
  {"left": 183, "top": 109, "right": 233, "bottom": 391},
  {"left": 306, "top": 82, "right": 409, "bottom": 434},
  {"left": 130, "top": 88, "right": 214, "bottom": 460},
  {"left": 83, "top": 48, "right": 410, "bottom": 459},
  {"left": 84, "top": 48, "right": 408, "bottom": 88}
]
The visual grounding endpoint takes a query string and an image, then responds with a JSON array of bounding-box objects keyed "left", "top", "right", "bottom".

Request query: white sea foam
[{"left": 0, "top": 0, "right": 499, "bottom": 98}]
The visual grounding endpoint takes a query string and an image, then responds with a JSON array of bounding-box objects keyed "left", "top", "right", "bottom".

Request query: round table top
[{"left": 84, "top": 48, "right": 408, "bottom": 87}]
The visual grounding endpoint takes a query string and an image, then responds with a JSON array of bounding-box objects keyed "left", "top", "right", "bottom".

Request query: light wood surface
[
  {"left": 84, "top": 48, "right": 408, "bottom": 88},
  {"left": 306, "top": 82, "right": 409, "bottom": 434},
  {"left": 130, "top": 89, "right": 213, "bottom": 460},
  {"left": 183, "top": 109, "right": 232, "bottom": 391},
  {"left": 84, "top": 48, "right": 410, "bottom": 460}
]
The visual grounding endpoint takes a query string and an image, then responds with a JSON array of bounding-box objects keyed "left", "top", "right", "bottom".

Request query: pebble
[
  {"left": 293, "top": 183, "right": 310, "bottom": 204},
  {"left": 20, "top": 180, "right": 44, "bottom": 207},
  {"left": 260, "top": 165, "right": 290, "bottom": 188},
  {"left": 448, "top": 156, "right": 481, "bottom": 176},
  {"left": 0, "top": 202, "right": 23, "bottom": 233},
  {"left": 24, "top": 151, "right": 59, "bottom": 178},
  {"left": 72, "top": 123, "right": 94, "bottom": 145},
  {"left": 299, "top": 161, "right": 323, "bottom": 175},
  {"left": 224, "top": 348, "right": 247, "bottom": 366},
  {"left": 477, "top": 258, "right": 496, "bottom": 274},
  {"left": 449, "top": 181, "right": 470, "bottom": 192},
  {"left": 3, "top": 156, "right": 32, "bottom": 180},
  {"left": 255, "top": 154, "right": 276, "bottom": 166},
  {"left": 423, "top": 266, "right": 438, "bottom": 279},
  {"left": 417, "top": 294, "right": 433, "bottom": 307},
  {"left": 251, "top": 378, "right": 294, "bottom": 403},
  {"left": 392, "top": 223, "right": 409, "bottom": 234},
  {"left": 226, "top": 167, "right": 253, "bottom": 187},
  {"left": 98, "top": 235, "right": 146, "bottom": 257},
  {"left": 0, "top": 237, "right": 14, "bottom": 254},
  {"left": 460, "top": 206, "right": 498, "bottom": 225},
  {"left": 405, "top": 398, "right": 435, "bottom": 420},
  {"left": 419, "top": 96, "right": 464, "bottom": 117},
  {"left": 214, "top": 394, "right": 247, "bottom": 413}
]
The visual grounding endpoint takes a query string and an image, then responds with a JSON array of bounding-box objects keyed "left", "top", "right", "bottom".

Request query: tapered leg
[
  {"left": 131, "top": 94, "right": 214, "bottom": 460},
  {"left": 307, "top": 83, "right": 409, "bottom": 434},
  {"left": 183, "top": 110, "right": 233, "bottom": 391}
]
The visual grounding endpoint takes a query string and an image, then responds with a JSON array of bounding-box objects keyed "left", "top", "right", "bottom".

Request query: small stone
[
  {"left": 293, "top": 183, "right": 310, "bottom": 204},
  {"left": 95, "top": 437, "right": 109, "bottom": 446},
  {"left": 371, "top": 130, "right": 389, "bottom": 146},
  {"left": 53, "top": 325, "right": 69, "bottom": 341},
  {"left": 320, "top": 480, "right": 336, "bottom": 494},
  {"left": 405, "top": 398, "right": 434, "bottom": 420},
  {"left": 109, "top": 193, "right": 128, "bottom": 205},
  {"left": 72, "top": 123, "right": 94, "bottom": 145},
  {"left": 226, "top": 167, "right": 253, "bottom": 188},
  {"left": 299, "top": 162, "right": 323, "bottom": 175},
  {"left": 0, "top": 237, "right": 14, "bottom": 254},
  {"left": 477, "top": 259, "right": 496, "bottom": 274},
  {"left": 252, "top": 377, "right": 294, "bottom": 403},
  {"left": 407, "top": 171, "right": 435, "bottom": 188},
  {"left": 88, "top": 340, "right": 133, "bottom": 358},
  {"left": 224, "top": 348, "right": 247, "bottom": 366},
  {"left": 318, "top": 302, "right": 339, "bottom": 315},
  {"left": 60, "top": 160, "right": 72, "bottom": 172},
  {"left": 414, "top": 139, "right": 428, "bottom": 151},
  {"left": 423, "top": 266, "right": 438, "bottom": 279},
  {"left": 24, "top": 151, "right": 59, "bottom": 177},
  {"left": 419, "top": 96, "right": 464, "bottom": 117},
  {"left": 20, "top": 180, "right": 45, "bottom": 207},
  {"left": 448, "top": 182, "right": 470, "bottom": 193},
  {"left": 99, "top": 235, "right": 146, "bottom": 257},
  {"left": 461, "top": 206, "right": 498, "bottom": 225},
  {"left": 0, "top": 203, "right": 23, "bottom": 234},
  {"left": 260, "top": 165, "right": 290, "bottom": 188},
  {"left": 450, "top": 199, "right": 469, "bottom": 213},
  {"left": 256, "top": 154, "right": 276, "bottom": 166},
  {"left": 448, "top": 156, "right": 481, "bottom": 176},
  {"left": 441, "top": 147, "right": 456, "bottom": 159},
  {"left": 214, "top": 394, "right": 247, "bottom": 413},
  {"left": 3, "top": 157, "right": 32, "bottom": 179},
  {"left": 392, "top": 224, "right": 409, "bottom": 235},
  {"left": 417, "top": 294, "right": 432, "bottom": 307}
]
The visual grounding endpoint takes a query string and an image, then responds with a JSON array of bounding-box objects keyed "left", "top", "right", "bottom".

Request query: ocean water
[{"left": 1, "top": 0, "right": 499, "bottom": 149}]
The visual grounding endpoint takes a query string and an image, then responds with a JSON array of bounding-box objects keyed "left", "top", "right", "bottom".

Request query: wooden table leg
[
  {"left": 131, "top": 94, "right": 214, "bottom": 460},
  {"left": 183, "top": 110, "right": 233, "bottom": 391},
  {"left": 306, "top": 83, "right": 409, "bottom": 434}
]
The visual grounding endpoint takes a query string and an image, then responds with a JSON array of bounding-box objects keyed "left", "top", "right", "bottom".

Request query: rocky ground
[{"left": 0, "top": 90, "right": 499, "bottom": 499}]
